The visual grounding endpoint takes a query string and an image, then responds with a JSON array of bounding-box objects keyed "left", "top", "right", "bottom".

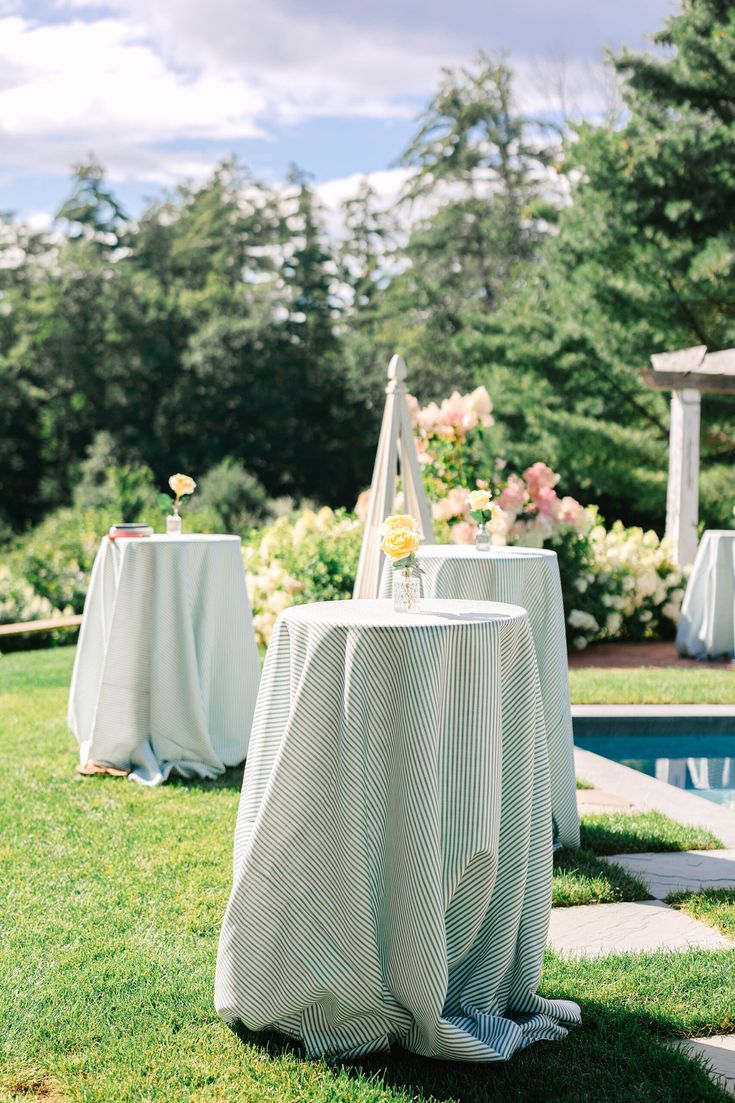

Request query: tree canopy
[{"left": 1, "top": 0, "right": 733, "bottom": 532}]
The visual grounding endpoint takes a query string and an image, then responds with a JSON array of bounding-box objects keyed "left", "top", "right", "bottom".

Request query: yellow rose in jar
[
  {"left": 380, "top": 513, "right": 420, "bottom": 537},
  {"left": 381, "top": 526, "right": 421, "bottom": 561},
  {"left": 467, "top": 489, "right": 492, "bottom": 513}
]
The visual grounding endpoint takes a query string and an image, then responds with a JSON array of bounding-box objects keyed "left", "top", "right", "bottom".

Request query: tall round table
[
  {"left": 380, "top": 545, "right": 579, "bottom": 848},
  {"left": 677, "top": 530, "right": 735, "bottom": 660},
  {"left": 68, "top": 534, "right": 260, "bottom": 786},
  {"left": 215, "top": 599, "right": 581, "bottom": 1062}
]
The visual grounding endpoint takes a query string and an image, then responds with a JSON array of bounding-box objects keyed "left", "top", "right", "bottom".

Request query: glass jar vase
[
  {"left": 393, "top": 568, "right": 420, "bottom": 614},
  {"left": 166, "top": 507, "right": 182, "bottom": 534},
  {"left": 475, "top": 522, "right": 490, "bottom": 553}
]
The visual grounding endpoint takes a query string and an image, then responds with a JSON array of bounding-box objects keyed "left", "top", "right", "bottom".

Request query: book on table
[{"left": 108, "top": 523, "right": 154, "bottom": 539}]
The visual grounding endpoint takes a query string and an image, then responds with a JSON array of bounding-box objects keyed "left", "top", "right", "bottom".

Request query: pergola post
[
  {"left": 353, "top": 355, "right": 434, "bottom": 599},
  {"left": 665, "top": 388, "right": 701, "bottom": 567},
  {"left": 644, "top": 344, "right": 735, "bottom": 567}
]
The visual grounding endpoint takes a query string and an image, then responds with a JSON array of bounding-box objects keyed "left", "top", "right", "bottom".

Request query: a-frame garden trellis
[{"left": 353, "top": 355, "right": 435, "bottom": 599}]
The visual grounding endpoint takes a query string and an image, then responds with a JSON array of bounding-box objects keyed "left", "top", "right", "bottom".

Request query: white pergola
[
  {"left": 353, "top": 355, "right": 435, "bottom": 599},
  {"left": 644, "top": 345, "right": 735, "bottom": 566}
]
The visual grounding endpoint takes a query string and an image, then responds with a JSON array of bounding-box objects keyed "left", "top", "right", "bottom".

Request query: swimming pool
[{"left": 573, "top": 732, "right": 735, "bottom": 809}]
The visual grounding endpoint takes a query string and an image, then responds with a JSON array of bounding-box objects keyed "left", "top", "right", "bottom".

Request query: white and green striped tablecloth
[
  {"left": 215, "top": 599, "right": 581, "bottom": 1062},
  {"left": 379, "top": 546, "right": 579, "bottom": 849},
  {"left": 68, "top": 534, "right": 260, "bottom": 786}
]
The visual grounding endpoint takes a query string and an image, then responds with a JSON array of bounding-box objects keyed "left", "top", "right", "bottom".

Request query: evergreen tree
[
  {"left": 380, "top": 52, "right": 561, "bottom": 395},
  {"left": 477, "top": 0, "right": 735, "bottom": 527},
  {"left": 56, "top": 159, "right": 128, "bottom": 247}
]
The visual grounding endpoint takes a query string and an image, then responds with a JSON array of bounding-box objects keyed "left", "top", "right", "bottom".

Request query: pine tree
[{"left": 379, "top": 52, "right": 561, "bottom": 395}]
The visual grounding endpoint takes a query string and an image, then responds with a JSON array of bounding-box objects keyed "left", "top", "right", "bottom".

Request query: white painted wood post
[
  {"left": 353, "top": 355, "right": 435, "bottom": 599},
  {"left": 666, "top": 388, "right": 701, "bottom": 567}
]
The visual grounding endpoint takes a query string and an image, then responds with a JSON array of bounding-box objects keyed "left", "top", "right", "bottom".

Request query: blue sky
[{"left": 1, "top": 0, "right": 675, "bottom": 223}]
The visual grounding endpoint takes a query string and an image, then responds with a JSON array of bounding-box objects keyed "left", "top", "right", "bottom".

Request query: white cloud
[
  {"left": 75, "top": 0, "right": 460, "bottom": 119},
  {"left": 25, "top": 209, "right": 54, "bottom": 230},
  {"left": 316, "top": 169, "right": 409, "bottom": 214},
  {"left": 0, "top": 16, "right": 267, "bottom": 142},
  {"left": 0, "top": 0, "right": 662, "bottom": 198},
  {"left": 0, "top": 5, "right": 457, "bottom": 184}
]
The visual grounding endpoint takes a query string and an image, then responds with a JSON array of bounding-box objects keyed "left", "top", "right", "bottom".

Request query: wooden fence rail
[{"left": 0, "top": 614, "right": 82, "bottom": 638}]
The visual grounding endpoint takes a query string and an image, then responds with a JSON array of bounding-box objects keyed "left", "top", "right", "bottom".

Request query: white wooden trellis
[
  {"left": 644, "top": 345, "right": 735, "bottom": 566},
  {"left": 353, "top": 355, "right": 435, "bottom": 599}
]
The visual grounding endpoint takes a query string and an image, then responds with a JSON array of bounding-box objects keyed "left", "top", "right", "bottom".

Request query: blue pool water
[{"left": 574, "top": 732, "right": 735, "bottom": 809}]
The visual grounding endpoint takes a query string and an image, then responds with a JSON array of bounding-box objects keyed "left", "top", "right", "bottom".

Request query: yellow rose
[
  {"left": 381, "top": 526, "right": 421, "bottom": 561},
  {"left": 169, "top": 473, "right": 197, "bottom": 498},
  {"left": 380, "top": 513, "right": 420, "bottom": 537},
  {"left": 467, "top": 489, "right": 492, "bottom": 512}
]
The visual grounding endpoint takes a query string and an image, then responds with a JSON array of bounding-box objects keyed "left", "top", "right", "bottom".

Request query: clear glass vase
[
  {"left": 393, "top": 569, "right": 420, "bottom": 614},
  {"left": 166, "top": 507, "right": 182, "bottom": 534},
  {"left": 475, "top": 522, "right": 490, "bottom": 553}
]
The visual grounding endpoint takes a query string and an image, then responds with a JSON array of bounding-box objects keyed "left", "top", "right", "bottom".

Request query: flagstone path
[
  {"left": 557, "top": 783, "right": 735, "bottom": 1097},
  {"left": 605, "top": 849, "right": 735, "bottom": 899},
  {"left": 548, "top": 898, "right": 732, "bottom": 956},
  {"left": 674, "top": 1038, "right": 735, "bottom": 1099}
]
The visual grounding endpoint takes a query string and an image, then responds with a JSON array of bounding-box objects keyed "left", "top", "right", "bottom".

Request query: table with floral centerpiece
[
  {"left": 68, "top": 533, "right": 260, "bottom": 786},
  {"left": 379, "top": 544, "right": 580, "bottom": 848},
  {"left": 215, "top": 598, "right": 581, "bottom": 1061}
]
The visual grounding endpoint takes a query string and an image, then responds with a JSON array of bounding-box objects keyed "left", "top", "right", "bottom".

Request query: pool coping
[
  {"left": 574, "top": 747, "right": 735, "bottom": 848},
  {"left": 573, "top": 705, "right": 735, "bottom": 717},
  {"left": 572, "top": 704, "right": 735, "bottom": 736},
  {"left": 571, "top": 705, "right": 735, "bottom": 845}
]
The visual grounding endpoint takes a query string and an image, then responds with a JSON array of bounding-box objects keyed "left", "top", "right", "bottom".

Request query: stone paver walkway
[
  {"left": 604, "top": 849, "right": 735, "bottom": 900},
  {"left": 548, "top": 899, "right": 732, "bottom": 957},
  {"left": 673, "top": 1037, "right": 735, "bottom": 1099},
  {"left": 565, "top": 781, "right": 735, "bottom": 1095},
  {"left": 576, "top": 788, "right": 632, "bottom": 814}
]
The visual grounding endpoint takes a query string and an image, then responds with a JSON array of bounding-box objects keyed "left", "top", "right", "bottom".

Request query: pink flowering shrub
[
  {"left": 243, "top": 386, "right": 685, "bottom": 653},
  {"left": 407, "top": 388, "right": 591, "bottom": 550},
  {"left": 407, "top": 392, "right": 685, "bottom": 649}
]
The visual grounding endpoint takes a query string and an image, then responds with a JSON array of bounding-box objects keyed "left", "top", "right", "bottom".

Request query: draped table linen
[
  {"left": 380, "top": 545, "right": 579, "bottom": 848},
  {"left": 215, "top": 599, "right": 581, "bottom": 1062},
  {"left": 68, "top": 534, "right": 260, "bottom": 785},
  {"left": 677, "top": 530, "right": 735, "bottom": 660}
]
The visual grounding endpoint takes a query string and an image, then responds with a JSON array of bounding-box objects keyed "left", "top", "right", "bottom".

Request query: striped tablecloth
[
  {"left": 68, "top": 534, "right": 260, "bottom": 786},
  {"left": 215, "top": 599, "right": 581, "bottom": 1062},
  {"left": 380, "top": 545, "right": 579, "bottom": 848},
  {"left": 677, "top": 530, "right": 735, "bottom": 660}
]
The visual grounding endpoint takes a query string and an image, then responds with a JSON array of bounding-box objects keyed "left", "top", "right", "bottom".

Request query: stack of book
[{"left": 108, "top": 523, "right": 154, "bottom": 540}]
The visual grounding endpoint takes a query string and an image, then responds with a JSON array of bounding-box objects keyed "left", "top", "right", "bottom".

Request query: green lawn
[
  {"left": 578, "top": 812, "right": 722, "bottom": 855},
  {"left": 552, "top": 848, "right": 649, "bottom": 907},
  {"left": 1, "top": 646, "right": 734, "bottom": 1103},
  {"left": 551, "top": 813, "right": 722, "bottom": 908},
  {"left": 569, "top": 666, "right": 735, "bottom": 705},
  {"left": 670, "top": 891, "right": 735, "bottom": 941}
]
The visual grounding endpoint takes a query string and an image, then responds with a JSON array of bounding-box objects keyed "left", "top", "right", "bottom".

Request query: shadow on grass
[
  {"left": 73, "top": 761, "right": 246, "bottom": 790},
  {"left": 579, "top": 811, "right": 722, "bottom": 855},
  {"left": 553, "top": 847, "right": 650, "bottom": 906},
  {"left": 169, "top": 761, "right": 246, "bottom": 791},
  {"left": 231, "top": 1000, "right": 724, "bottom": 1103}
]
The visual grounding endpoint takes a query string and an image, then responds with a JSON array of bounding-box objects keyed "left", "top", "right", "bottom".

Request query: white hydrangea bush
[
  {"left": 244, "top": 507, "right": 361, "bottom": 648},
  {"left": 0, "top": 564, "right": 57, "bottom": 625},
  {"left": 591, "top": 522, "right": 685, "bottom": 634}
]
